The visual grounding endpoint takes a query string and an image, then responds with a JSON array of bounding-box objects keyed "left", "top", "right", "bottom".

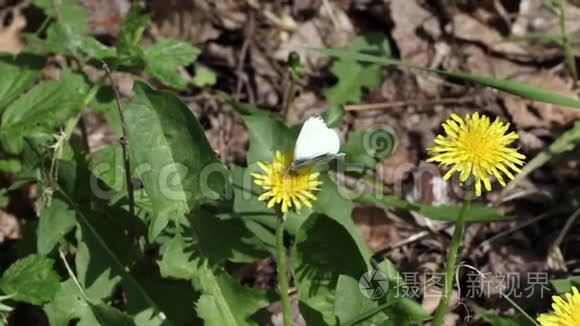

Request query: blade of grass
[
  {"left": 312, "top": 47, "right": 580, "bottom": 109},
  {"left": 557, "top": 0, "right": 578, "bottom": 80},
  {"left": 503, "top": 120, "right": 580, "bottom": 193}
]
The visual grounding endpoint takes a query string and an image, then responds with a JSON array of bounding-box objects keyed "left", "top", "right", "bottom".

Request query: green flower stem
[
  {"left": 432, "top": 195, "right": 471, "bottom": 326},
  {"left": 275, "top": 211, "right": 292, "bottom": 326},
  {"left": 282, "top": 74, "right": 295, "bottom": 122}
]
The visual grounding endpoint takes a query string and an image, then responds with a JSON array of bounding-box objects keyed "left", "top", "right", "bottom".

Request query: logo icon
[{"left": 359, "top": 270, "right": 389, "bottom": 299}]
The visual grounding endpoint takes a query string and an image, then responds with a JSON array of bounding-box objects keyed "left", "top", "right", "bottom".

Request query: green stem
[
  {"left": 431, "top": 195, "right": 471, "bottom": 326},
  {"left": 558, "top": 0, "right": 577, "bottom": 80},
  {"left": 499, "top": 291, "right": 539, "bottom": 325},
  {"left": 275, "top": 212, "right": 292, "bottom": 326},
  {"left": 282, "top": 74, "right": 295, "bottom": 122}
]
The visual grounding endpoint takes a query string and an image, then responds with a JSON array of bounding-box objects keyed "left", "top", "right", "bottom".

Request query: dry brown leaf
[
  {"left": 390, "top": 0, "right": 433, "bottom": 66},
  {"left": 453, "top": 13, "right": 528, "bottom": 56},
  {"left": 353, "top": 206, "right": 400, "bottom": 251},
  {"left": 150, "top": 0, "right": 221, "bottom": 44},
  {"left": 274, "top": 1, "right": 354, "bottom": 71},
  {"left": 0, "top": 9, "right": 25, "bottom": 54},
  {"left": 0, "top": 209, "right": 19, "bottom": 243}
]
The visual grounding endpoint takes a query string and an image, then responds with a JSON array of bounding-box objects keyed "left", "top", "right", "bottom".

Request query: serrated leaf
[
  {"left": 124, "top": 82, "right": 228, "bottom": 239},
  {"left": 193, "top": 210, "right": 270, "bottom": 264},
  {"left": 0, "top": 71, "right": 88, "bottom": 153},
  {"left": 43, "top": 279, "right": 96, "bottom": 326},
  {"left": 0, "top": 255, "right": 60, "bottom": 304},
  {"left": 195, "top": 266, "right": 270, "bottom": 326},
  {"left": 159, "top": 212, "right": 270, "bottom": 281},
  {"left": 0, "top": 52, "right": 44, "bottom": 111},
  {"left": 144, "top": 39, "right": 201, "bottom": 89},
  {"left": 37, "top": 197, "right": 77, "bottom": 255},
  {"left": 324, "top": 33, "right": 390, "bottom": 105},
  {"left": 75, "top": 209, "right": 134, "bottom": 301},
  {"left": 158, "top": 234, "right": 199, "bottom": 280}
]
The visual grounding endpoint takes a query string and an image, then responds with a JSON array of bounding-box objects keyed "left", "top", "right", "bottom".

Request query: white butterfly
[{"left": 289, "top": 116, "right": 343, "bottom": 171}]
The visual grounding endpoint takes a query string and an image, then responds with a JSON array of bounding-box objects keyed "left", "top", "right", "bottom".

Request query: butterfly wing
[{"left": 293, "top": 116, "right": 340, "bottom": 162}]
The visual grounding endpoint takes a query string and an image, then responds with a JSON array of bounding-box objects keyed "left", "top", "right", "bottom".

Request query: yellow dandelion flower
[
  {"left": 538, "top": 287, "right": 580, "bottom": 326},
  {"left": 427, "top": 112, "right": 525, "bottom": 196},
  {"left": 251, "top": 151, "right": 322, "bottom": 213}
]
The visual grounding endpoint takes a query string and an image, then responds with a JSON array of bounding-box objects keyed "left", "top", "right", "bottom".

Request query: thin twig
[
  {"left": 101, "top": 64, "right": 135, "bottom": 222},
  {"left": 235, "top": 10, "right": 255, "bottom": 99},
  {"left": 344, "top": 96, "right": 478, "bottom": 112}
]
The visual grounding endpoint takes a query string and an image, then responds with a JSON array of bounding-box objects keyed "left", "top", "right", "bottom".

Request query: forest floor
[{"left": 1, "top": 0, "right": 580, "bottom": 325}]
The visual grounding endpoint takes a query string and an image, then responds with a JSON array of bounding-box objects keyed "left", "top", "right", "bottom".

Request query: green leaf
[
  {"left": 0, "top": 52, "right": 44, "bottom": 111},
  {"left": 45, "top": 280, "right": 138, "bottom": 326},
  {"left": 158, "top": 233, "right": 198, "bottom": 280},
  {"left": 195, "top": 266, "right": 270, "bottom": 326},
  {"left": 144, "top": 39, "right": 201, "bottom": 89},
  {"left": 159, "top": 212, "right": 270, "bottom": 280},
  {"left": 90, "top": 303, "right": 137, "bottom": 326},
  {"left": 193, "top": 65, "right": 217, "bottom": 87},
  {"left": 312, "top": 174, "right": 372, "bottom": 264},
  {"left": 37, "top": 197, "right": 77, "bottom": 255},
  {"left": 292, "top": 214, "right": 373, "bottom": 325},
  {"left": 0, "top": 71, "right": 88, "bottom": 153},
  {"left": 474, "top": 305, "right": 534, "bottom": 326},
  {"left": 125, "top": 82, "right": 229, "bottom": 239},
  {"left": 75, "top": 209, "right": 134, "bottom": 301},
  {"left": 43, "top": 279, "right": 96, "bottom": 326},
  {"left": 124, "top": 263, "right": 199, "bottom": 326},
  {"left": 239, "top": 114, "right": 298, "bottom": 164},
  {"left": 321, "top": 105, "right": 344, "bottom": 128},
  {"left": 33, "top": 0, "right": 88, "bottom": 33},
  {"left": 0, "top": 255, "right": 60, "bottom": 304},
  {"left": 116, "top": 2, "right": 149, "bottom": 68},
  {"left": 551, "top": 275, "right": 580, "bottom": 294},
  {"left": 356, "top": 192, "right": 505, "bottom": 222},
  {"left": 324, "top": 33, "right": 390, "bottom": 105},
  {"left": 0, "top": 189, "right": 8, "bottom": 208},
  {"left": 334, "top": 275, "right": 388, "bottom": 325},
  {"left": 314, "top": 47, "right": 580, "bottom": 109},
  {"left": 342, "top": 129, "right": 397, "bottom": 169},
  {"left": 0, "top": 159, "right": 21, "bottom": 173},
  {"left": 194, "top": 210, "right": 270, "bottom": 264},
  {"left": 80, "top": 36, "right": 117, "bottom": 59}
]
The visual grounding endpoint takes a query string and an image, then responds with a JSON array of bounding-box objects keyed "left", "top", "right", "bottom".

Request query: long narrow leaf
[{"left": 313, "top": 48, "right": 580, "bottom": 109}]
